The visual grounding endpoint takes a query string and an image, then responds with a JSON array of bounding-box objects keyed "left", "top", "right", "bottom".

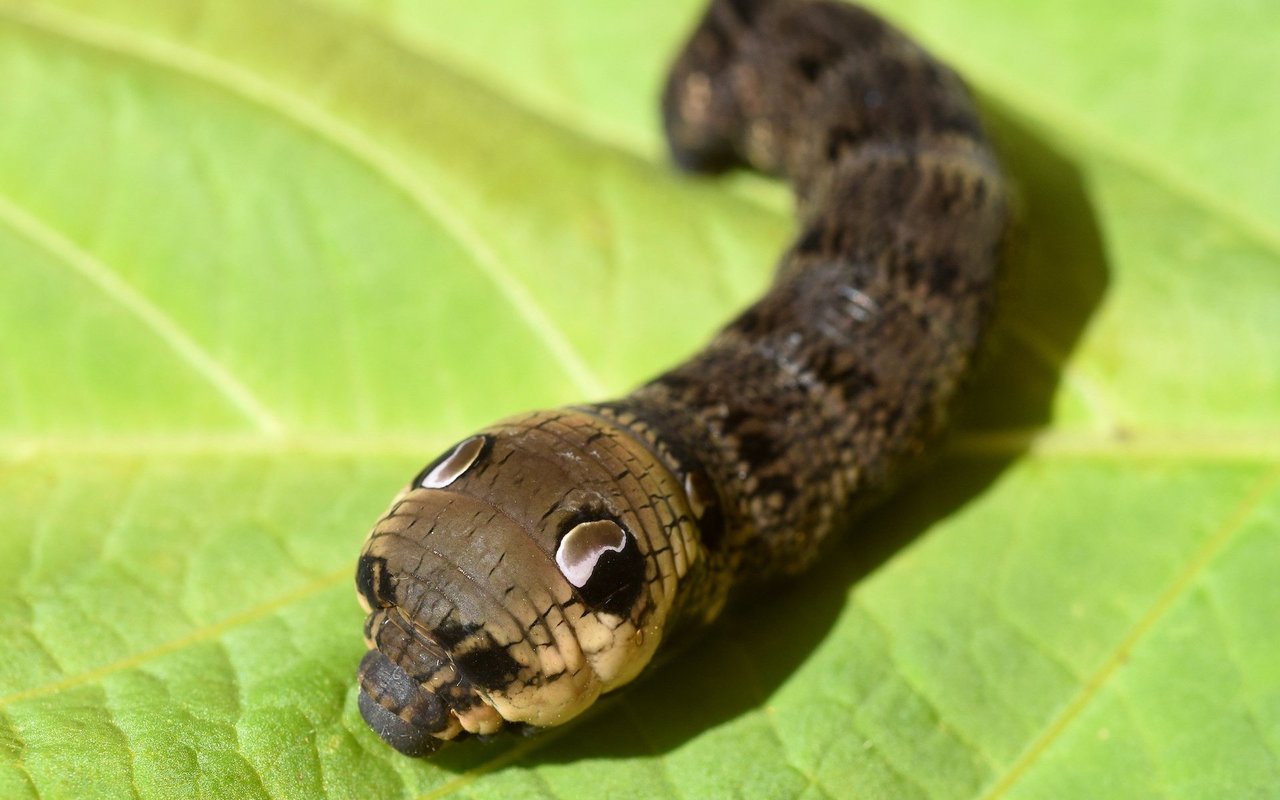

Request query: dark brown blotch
[
  {"left": 431, "top": 621, "right": 483, "bottom": 649},
  {"left": 684, "top": 469, "right": 726, "bottom": 553},
  {"left": 795, "top": 54, "right": 824, "bottom": 83},
  {"left": 454, "top": 640, "right": 523, "bottom": 691},
  {"left": 356, "top": 555, "right": 394, "bottom": 609}
]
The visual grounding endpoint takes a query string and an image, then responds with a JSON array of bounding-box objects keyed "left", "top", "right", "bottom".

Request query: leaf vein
[
  {"left": 0, "top": 188, "right": 285, "bottom": 437},
  {"left": 0, "top": 565, "right": 350, "bottom": 710},
  {"left": 0, "top": 2, "right": 605, "bottom": 398},
  {"left": 980, "top": 464, "right": 1280, "bottom": 798}
]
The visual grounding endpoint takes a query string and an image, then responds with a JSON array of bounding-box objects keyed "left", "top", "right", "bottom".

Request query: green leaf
[{"left": 1, "top": 0, "right": 1276, "bottom": 798}]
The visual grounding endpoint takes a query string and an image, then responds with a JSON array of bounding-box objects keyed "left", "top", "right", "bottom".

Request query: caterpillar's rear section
[
  {"left": 356, "top": 0, "right": 1007, "bottom": 756},
  {"left": 647, "top": 0, "right": 1007, "bottom": 582}
]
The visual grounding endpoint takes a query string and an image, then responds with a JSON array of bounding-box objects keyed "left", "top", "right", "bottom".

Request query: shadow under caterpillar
[{"left": 355, "top": 0, "right": 1008, "bottom": 756}]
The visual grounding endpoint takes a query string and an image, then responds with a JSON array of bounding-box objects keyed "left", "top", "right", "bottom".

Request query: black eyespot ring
[{"left": 555, "top": 516, "right": 646, "bottom": 618}]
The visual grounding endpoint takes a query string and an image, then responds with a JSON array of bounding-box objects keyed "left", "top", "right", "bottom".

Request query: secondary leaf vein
[
  {"left": 0, "top": 2, "right": 605, "bottom": 399},
  {"left": 0, "top": 189, "right": 285, "bottom": 438},
  {"left": 0, "top": 564, "right": 350, "bottom": 710},
  {"left": 981, "top": 464, "right": 1280, "bottom": 798}
]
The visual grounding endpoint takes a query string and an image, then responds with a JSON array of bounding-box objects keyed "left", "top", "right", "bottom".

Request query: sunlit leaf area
[{"left": 1, "top": 0, "right": 1276, "bottom": 797}]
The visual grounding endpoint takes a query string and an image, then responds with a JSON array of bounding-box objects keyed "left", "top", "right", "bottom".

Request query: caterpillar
[{"left": 355, "top": 0, "right": 1007, "bottom": 756}]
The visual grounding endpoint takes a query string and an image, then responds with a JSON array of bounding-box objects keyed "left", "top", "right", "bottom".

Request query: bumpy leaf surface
[{"left": 1, "top": 1, "right": 1276, "bottom": 797}]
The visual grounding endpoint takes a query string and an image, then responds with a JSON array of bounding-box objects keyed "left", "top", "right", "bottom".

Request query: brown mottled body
[{"left": 357, "top": 0, "right": 1007, "bottom": 756}]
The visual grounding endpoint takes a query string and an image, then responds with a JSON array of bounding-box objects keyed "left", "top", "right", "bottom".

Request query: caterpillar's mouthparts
[
  {"left": 357, "top": 608, "right": 512, "bottom": 756},
  {"left": 356, "top": 649, "right": 449, "bottom": 756}
]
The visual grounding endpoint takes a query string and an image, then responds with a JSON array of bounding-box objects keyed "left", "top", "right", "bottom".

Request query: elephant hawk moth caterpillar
[{"left": 355, "top": 0, "right": 1007, "bottom": 756}]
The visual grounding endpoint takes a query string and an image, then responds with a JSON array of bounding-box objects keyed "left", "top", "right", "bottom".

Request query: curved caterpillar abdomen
[{"left": 355, "top": 0, "right": 1007, "bottom": 756}]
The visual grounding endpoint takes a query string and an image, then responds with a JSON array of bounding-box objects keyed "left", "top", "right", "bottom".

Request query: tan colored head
[{"left": 355, "top": 409, "right": 704, "bottom": 755}]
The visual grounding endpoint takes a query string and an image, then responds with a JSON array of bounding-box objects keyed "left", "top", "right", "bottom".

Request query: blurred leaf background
[{"left": 1, "top": 0, "right": 1277, "bottom": 797}]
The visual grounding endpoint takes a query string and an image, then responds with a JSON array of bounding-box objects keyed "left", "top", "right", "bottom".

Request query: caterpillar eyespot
[
  {"left": 555, "top": 519, "right": 630, "bottom": 588},
  {"left": 356, "top": 0, "right": 1008, "bottom": 756},
  {"left": 414, "top": 434, "right": 488, "bottom": 489}
]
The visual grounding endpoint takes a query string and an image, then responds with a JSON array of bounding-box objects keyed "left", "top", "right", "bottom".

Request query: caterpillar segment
[{"left": 356, "top": 0, "right": 1007, "bottom": 755}]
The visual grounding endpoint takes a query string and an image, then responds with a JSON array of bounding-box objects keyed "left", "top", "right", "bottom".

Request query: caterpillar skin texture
[{"left": 356, "top": 0, "right": 1007, "bottom": 756}]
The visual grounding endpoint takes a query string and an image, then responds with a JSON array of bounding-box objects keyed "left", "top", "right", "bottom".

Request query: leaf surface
[{"left": 1, "top": 1, "right": 1276, "bottom": 798}]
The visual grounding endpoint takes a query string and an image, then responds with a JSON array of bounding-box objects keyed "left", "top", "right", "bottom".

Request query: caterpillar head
[{"left": 354, "top": 409, "right": 704, "bottom": 755}]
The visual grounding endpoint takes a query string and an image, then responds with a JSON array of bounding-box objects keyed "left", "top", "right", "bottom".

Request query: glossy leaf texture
[{"left": 1, "top": 1, "right": 1277, "bottom": 798}]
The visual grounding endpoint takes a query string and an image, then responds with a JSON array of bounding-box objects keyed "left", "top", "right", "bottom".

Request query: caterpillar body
[{"left": 356, "top": 0, "right": 1007, "bottom": 756}]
